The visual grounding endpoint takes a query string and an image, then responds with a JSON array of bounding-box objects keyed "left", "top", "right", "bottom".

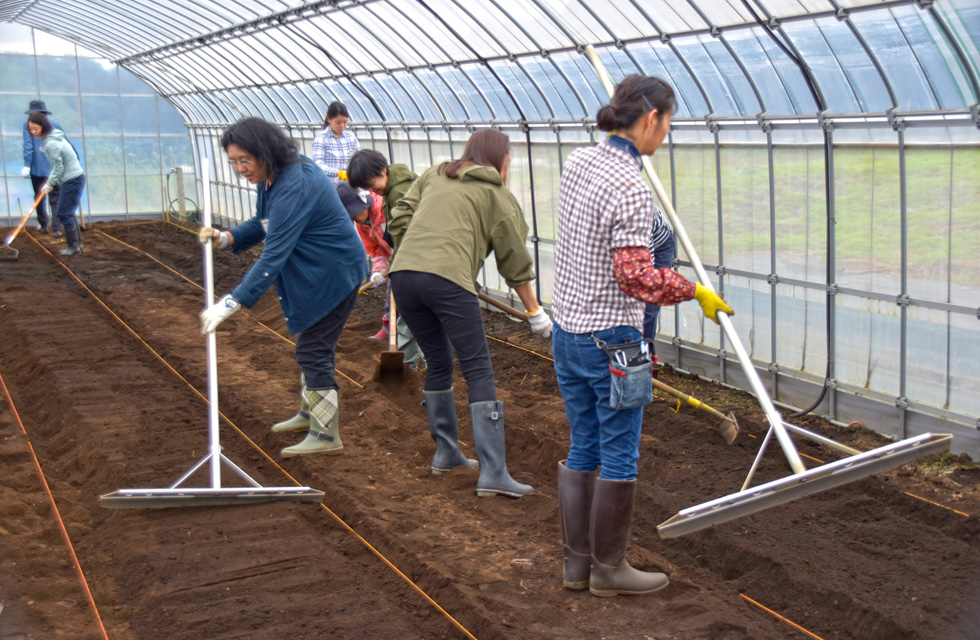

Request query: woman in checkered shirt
[
  {"left": 552, "top": 76, "right": 733, "bottom": 598},
  {"left": 312, "top": 102, "right": 360, "bottom": 186}
]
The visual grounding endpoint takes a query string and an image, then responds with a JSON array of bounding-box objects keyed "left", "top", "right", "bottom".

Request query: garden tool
[
  {"left": 100, "top": 160, "right": 324, "bottom": 508},
  {"left": 374, "top": 289, "right": 405, "bottom": 380},
  {"left": 477, "top": 292, "right": 528, "bottom": 321},
  {"left": 1, "top": 192, "right": 46, "bottom": 261},
  {"left": 651, "top": 378, "right": 738, "bottom": 444}
]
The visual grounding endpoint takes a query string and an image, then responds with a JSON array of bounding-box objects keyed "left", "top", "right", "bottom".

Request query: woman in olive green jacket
[{"left": 388, "top": 129, "right": 553, "bottom": 499}]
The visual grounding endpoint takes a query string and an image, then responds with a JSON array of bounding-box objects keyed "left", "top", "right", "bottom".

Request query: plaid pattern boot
[{"left": 281, "top": 389, "right": 343, "bottom": 457}]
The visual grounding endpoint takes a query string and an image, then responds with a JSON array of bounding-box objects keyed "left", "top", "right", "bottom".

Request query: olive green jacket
[
  {"left": 382, "top": 163, "right": 417, "bottom": 223},
  {"left": 389, "top": 164, "right": 535, "bottom": 294}
]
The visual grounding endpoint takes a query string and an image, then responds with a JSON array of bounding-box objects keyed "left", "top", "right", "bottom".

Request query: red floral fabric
[{"left": 613, "top": 246, "right": 696, "bottom": 306}]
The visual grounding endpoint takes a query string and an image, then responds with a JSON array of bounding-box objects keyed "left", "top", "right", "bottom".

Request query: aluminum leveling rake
[
  {"left": 100, "top": 161, "right": 324, "bottom": 508},
  {"left": 582, "top": 45, "right": 951, "bottom": 539}
]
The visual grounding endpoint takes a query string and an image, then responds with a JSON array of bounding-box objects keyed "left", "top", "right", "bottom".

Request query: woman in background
[
  {"left": 312, "top": 101, "right": 359, "bottom": 185},
  {"left": 27, "top": 112, "right": 84, "bottom": 255}
]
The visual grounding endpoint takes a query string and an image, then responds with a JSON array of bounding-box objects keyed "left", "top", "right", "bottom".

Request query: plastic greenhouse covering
[{"left": 1, "top": 0, "right": 979, "bottom": 453}]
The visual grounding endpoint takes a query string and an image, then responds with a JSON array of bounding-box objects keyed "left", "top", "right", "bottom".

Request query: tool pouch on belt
[{"left": 597, "top": 338, "right": 654, "bottom": 410}]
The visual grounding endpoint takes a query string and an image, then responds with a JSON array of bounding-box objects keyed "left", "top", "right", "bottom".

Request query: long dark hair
[
  {"left": 28, "top": 112, "right": 53, "bottom": 137},
  {"left": 595, "top": 75, "right": 675, "bottom": 132},
  {"left": 322, "top": 101, "right": 350, "bottom": 128},
  {"left": 438, "top": 129, "right": 510, "bottom": 180},
  {"left": 220, "top": 117, "right": 298, "bottom": 181}
]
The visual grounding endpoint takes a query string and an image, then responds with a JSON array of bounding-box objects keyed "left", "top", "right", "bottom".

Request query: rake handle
[
  {"left": 651, "top": 377, "right": 727, "bottom": 422},
  {"left": 477, "top": 292, "right": 528, "bottom": 322}
]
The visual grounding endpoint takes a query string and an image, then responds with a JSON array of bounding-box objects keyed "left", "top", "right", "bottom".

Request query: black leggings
[
  {"left": 390, "top": 271, "right": 496, "bottom": 403},
  {"left": 294, "top": 286, "right": 358, "bottom": 391}
]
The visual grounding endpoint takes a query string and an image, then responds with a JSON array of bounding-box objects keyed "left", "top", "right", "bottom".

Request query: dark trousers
[
  {"left": 390, "top": 271, "right": 496, "bottom": 403},
  {"left": 295, "top": 286, "right": 358, "bottom": 391},
  {"left": 30, "top": 174, "right": 61, "bottom": 231},
  {"left": 642, "top": 230, "right": 676, "bottom": 349},
  {"left": 55, "top": 175, "right": 84, "bottom": 229}
]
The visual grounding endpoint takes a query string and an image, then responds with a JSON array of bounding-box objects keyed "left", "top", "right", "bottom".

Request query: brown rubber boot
[
  {"left": 589, "top": 477, "right": 669, "bottom": 597},
  {"left": 558, "top": 460, "right": 595, "bottom": 589}
]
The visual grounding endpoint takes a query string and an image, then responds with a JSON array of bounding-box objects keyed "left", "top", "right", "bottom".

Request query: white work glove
[
  {"left": 21, "top": 167, "right": 30, "bottom": 179},
  {"left": 200, "top": 294, "right": 240, "bottom": 334},
  {"left": 527, "top": 307, "right": 553, "bottom": 338},
  {"left": 370, "top": 272, "right": 386, "bottom": 288},
  {"left": 42, "top": 182, "right": 53, "bottom": 195},
  {"left": 198, "top": 226, "right": 230, "bottom": 249}
]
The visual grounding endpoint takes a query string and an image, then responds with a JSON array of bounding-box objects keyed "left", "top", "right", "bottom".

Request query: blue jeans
[
  {"left": 56, "top": 174, "right": 84, "bottom": 228},
  {"left": 643, "top": 230, "right": 676, "bottom": 345},
  {"left": 552, "top": 323, "right": 644, "bottom": 481}
]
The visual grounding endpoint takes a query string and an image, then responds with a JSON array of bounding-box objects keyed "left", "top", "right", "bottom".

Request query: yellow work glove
[
  {"left": 694, "top": 283, "right": 734, "bottom": 324},
  {"left": 338, "top": 170, "right": 348, "bottom": 182}
]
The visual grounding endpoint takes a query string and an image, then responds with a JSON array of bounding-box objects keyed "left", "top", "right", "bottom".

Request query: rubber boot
[
  {"left": 558, "top": 460, "right": 595, "bottom": 589},
  {"left": 469, "top": 401, "right": 531, "bottom": 498},
  {"left": 589, "top": 478, "right": 669, "bottom": 597},
  {"left": 424, "top": 389, "right": 479, "bottom": 474},
  {"left": 369, "top": 317, "right": 389, "bottom": 340},
  {"left": 281, "top": 389, "right": 343, "bottom": 457},
  {"left": 272, "top": 384, "right": 310, "bottom": 432},
  {"left": 60, "top": 225, "right": 82, "bottom": 256}
]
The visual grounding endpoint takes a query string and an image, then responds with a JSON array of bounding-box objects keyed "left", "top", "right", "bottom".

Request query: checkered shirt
[
  {"left": 553, "top": 141, "right": 659, "bottom": 334},
  {"left": 311, "top": 128, "right": 360, "bottom": 183}
]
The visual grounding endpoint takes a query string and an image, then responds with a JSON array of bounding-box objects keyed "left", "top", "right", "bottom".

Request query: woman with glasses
[
  {"left": 198, "top": 117, "right": 368, "bottom": 458},
  {"left": 312, "top": 101, "right": 359, "bottom": 186}
]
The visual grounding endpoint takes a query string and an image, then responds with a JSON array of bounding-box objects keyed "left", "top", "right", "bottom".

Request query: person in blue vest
[
  {"left": 22, "top": 100, "right": 63, "bottom": 236},
  {"left": 198, "top": 117, "right": 368, "bottom": 458}
]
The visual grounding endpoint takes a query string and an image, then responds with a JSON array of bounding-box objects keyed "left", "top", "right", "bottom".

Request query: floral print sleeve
[{"left": 613, "top": 246, "right": 696, "bottom": 306}]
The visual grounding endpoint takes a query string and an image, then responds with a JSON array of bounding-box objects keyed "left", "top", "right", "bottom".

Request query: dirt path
[{"left": 0, "top": 222, "right": 977, "bottom": 640}]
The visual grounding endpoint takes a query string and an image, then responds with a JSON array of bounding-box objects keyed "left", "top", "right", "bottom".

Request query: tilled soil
[{"left": 1, "top": 221, "right": 978, "bottom": 640}]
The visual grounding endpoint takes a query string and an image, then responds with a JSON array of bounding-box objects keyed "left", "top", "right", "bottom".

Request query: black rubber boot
[
  {"left": 60, "top": 225, "right": 82, "bottom": 255},
  {"left": 424, "top": 388, "right": 479, "bottom": 474},
  {"left": 589, "top": 478, "right": 669, "bottom": 597},
  {"left": 469, "top": 400, "right": 531, "bottom": 498},
  {"left": 558, "top": 460, "right": 595, "bottom": 589}
]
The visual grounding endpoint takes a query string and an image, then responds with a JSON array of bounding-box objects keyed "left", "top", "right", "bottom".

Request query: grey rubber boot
[
  {"left": 469, "top": 400, "right": 531, "bottom": 498},
  {"left": 424, "top": 389, "right": 479, "bottom": 474},
  {"left": 589, "top": 478, "right": 669, "bottom": 597},
  {"left": 60, "top": 225, "right": 82, "bottom": 255},
  {"left": 281, "top": 389, "right": 343, "bottom": 457},
  {"left": 272, "top": 383, "right": 310, "bottom": 432},
  {"left": 558, "top": 460, "right": 595, "bottom": 589}
]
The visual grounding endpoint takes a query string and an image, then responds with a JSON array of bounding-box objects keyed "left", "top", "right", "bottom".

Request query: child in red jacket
[{"left": 337, "top": 182, "right": 391, "bottom": 338}]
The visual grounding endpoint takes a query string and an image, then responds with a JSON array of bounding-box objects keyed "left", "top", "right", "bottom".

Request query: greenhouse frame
[{"left": 1, "top": 0, "right": 978, "bottom": 455}]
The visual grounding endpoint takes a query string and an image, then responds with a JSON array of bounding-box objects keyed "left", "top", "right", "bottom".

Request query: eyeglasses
[{"left": 228, "top": 157, "right": 254, "bottom": 168}]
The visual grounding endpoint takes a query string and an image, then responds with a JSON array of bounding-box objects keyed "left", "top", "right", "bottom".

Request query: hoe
[
  {"left": 1, "top": 192, "right": 46, "bottom": 261},
  {"left": 100, "top": 162, "right": 325, "bottom": 508}
]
